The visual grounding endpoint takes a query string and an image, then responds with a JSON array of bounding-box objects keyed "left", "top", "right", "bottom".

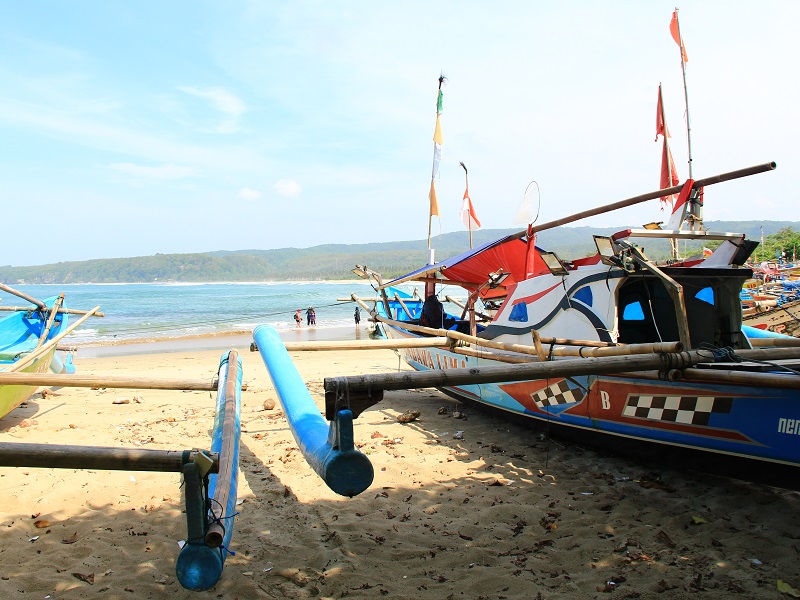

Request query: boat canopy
[{"left": 379, "top": 233, "right": 548, "bottom": 296}]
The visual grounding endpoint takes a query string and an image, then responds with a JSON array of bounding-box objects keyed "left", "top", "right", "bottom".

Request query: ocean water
[{"left": 0, "top": 281, "right": 409, "bottom": 345}]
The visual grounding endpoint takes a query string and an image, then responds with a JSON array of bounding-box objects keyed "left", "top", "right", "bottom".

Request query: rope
[{"left": 697, "top": 342, "right": 800, "bottom": 376}]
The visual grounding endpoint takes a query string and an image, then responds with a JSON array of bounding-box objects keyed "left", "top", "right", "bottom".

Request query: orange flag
[{"left": 670, "top": 10, "right": 689, "bottom": 62}]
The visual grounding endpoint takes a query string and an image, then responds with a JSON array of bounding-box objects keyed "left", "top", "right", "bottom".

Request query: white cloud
[
  {"left": 239, "top": 187, "right": 262, "bottom": 201},
  {"left": 177, "top": 86, "right": 245, "bottom": 133},
  {"left": 107, "top": 162, "right": 197, "bottom": 179},
  {"left": 275, "top": 179, "right": 301, "bottom": 197}
]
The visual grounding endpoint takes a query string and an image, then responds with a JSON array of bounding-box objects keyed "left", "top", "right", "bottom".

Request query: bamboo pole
[
  {"left": 553, "top": 341, "right": 683, "bottom": 358},
  {"left": 0, "top": 283, "right": 46, "bottom": 310},
  {"left": 679, "top": 367, "right": 800, "bottom": 389},
  {"left": 324, "top": 346, "right": 800, "bottom": 394},
  {"left": 205, "top": 350, "right": 240, "bottom": 548},
  {"left": 375, "top": 311, "right": 614, "bottom": 356},
  {"left": 0, "top": 306, "right": 105, "bottom": 316},
  {"left": 393, "top": 294, "right": 415, "bottom": 319},
  {"left": 452, "top": 345, "right": 535, "bottom": 364},
  {"left": 501, "top": 162, "right": 777, "bottom": 241},
  {"left": 0, "top": 372, "right": 219, "bottom": 390},
  {"left": 36, "top": 294, "right": 64, "bottom": 349},
  {"left": 6, "top": 306, "right": 101, "bottom": 373},
  {"left": 748, "top": 337, "right": 800, "bottom": 347},
  {"left": 0, "top": 442, "right": 218, "bottom": 472},
  {"left": 284, "top": 337, "right": 451, "bottom": 352}
]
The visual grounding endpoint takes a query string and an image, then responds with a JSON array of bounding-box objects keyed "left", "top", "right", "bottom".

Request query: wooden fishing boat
[
  {"left": 333, "top": 162, "right": 800, "bottom": 472},
  {"left": 0, "top": 294, "right": 71, "bottom": 419},
  {"left": 0, "top": 285, "right": 103, "bottom": 420}
]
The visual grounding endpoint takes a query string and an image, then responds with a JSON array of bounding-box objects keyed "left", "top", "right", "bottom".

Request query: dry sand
[{"left": 1, "top": 338, "right": 800, "bottom": 599}]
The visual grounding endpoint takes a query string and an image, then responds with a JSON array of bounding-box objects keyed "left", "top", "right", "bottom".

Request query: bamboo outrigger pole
[
  {"left": 324, "top": 347, "right": 800, "bottom": 396},
  {"left": 0, "top": 283, "right": 46, "bottom": 310}
]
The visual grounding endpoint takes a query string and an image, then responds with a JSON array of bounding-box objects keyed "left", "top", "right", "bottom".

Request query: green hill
[{"left": 1, "top": 220, "right": 796, "bottom": 284}]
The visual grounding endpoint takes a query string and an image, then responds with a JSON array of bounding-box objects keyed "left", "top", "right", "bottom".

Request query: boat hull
[
  {"left": 0, "top": 345, "right": 58, "bottom": 419},
  {"left": 0, "top": 298, "right": 69, "bottom": 420},
  {"left": 383, "top": 323, "right": 800, "bottom": 468}
]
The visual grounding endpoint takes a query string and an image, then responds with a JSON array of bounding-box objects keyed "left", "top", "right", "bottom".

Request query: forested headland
[{"left": 2, "top": 221, "right": 797, "bottom": 284}]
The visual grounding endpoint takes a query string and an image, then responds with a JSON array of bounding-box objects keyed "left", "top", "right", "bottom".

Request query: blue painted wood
[
  {"left": 176, "top": 350, "right": 242, "bottom": 591},
  {"left": 252, "top": 325, "right": 373, "bottom": 497}
]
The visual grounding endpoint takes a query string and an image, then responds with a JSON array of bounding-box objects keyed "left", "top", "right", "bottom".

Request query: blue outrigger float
[{"left": 324, "top": 162, "right": 800, "bottom": 475}]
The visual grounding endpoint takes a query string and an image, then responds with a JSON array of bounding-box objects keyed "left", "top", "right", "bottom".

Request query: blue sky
[{"left": 2, "top": 1, "right": 798, "bottom": 266}]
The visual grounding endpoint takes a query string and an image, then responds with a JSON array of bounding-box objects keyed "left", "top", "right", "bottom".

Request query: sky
[{"left": 2, "top": 1, "right": 798, "bottom": 267}]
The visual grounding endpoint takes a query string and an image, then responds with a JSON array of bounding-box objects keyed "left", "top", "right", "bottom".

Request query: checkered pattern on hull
[
  {"left": 622, "top": 395, "right": 733, "bottom": 426},
  {"left": 531, "top": 380, "right": 582, "bottom": 409}
]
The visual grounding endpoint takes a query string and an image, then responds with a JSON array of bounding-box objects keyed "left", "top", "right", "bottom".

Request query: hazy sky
[{"left": 2, "top": 1, "right": 797, "bottom": 266}]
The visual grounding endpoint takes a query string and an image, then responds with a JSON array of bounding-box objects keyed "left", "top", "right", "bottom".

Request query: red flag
[
  {"left": 660, "top": 137, "right": 680, "bottom": 200},
  {"left": 670, "top": 11, "right": 689, "bottom": 62},
  {"left": 655, "top": 86, "right": 670, "bottom": 141},
  {"left": 656, "top": 85, "right": 679, "bottom": 203}
]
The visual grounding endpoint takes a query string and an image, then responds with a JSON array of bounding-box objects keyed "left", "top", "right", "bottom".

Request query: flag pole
[
  {"left": 673, "top": 8, "right": 693, "bottom": 179},
  {"left": 460, "top": 161, "right": 472, "bottom": 249},
  {"left": 427, "top": 75, "right": 445, "bottom": 255}
]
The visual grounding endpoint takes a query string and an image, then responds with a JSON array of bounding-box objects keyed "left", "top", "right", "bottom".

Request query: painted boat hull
[{"left": 382, "top": 323, "right": 800, "bottom": 468}]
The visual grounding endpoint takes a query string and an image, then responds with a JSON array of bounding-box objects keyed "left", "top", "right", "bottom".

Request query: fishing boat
[
  {"left": 331, "top": 161, "right": 800, "bottom": 473},
  {"left": 0, "top": 284, "right": 103, "bottom": 420}
]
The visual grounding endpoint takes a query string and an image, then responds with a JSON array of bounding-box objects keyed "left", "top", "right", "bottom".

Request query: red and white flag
[{"left": 460, "top": 188, "right": 481, "bottom": 230}]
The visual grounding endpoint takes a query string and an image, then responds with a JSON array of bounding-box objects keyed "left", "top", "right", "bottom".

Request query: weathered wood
[
  {"left": 0, "top": 442, "right": 218, "bottom": 472},
  {"left": 284, "top": 337, "right": 450, "bottom": 352},
  {"left": 0, "top": 372, "right": 219, "bottom": 390},
  {"left": 324, "top": 346, "right": 800, "bottom": 393}
]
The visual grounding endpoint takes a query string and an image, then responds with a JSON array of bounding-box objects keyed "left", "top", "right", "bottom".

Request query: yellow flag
[
  {"left": 433, "top": 114, "right": 443, "bottom": 145},
  {"left": 429, "top": 180, "right": 440, "bottom": 217}
]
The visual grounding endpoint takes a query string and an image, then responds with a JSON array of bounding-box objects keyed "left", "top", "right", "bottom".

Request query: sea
[{"left": 0, "top": 281, "right": 414, "bottom": 347}]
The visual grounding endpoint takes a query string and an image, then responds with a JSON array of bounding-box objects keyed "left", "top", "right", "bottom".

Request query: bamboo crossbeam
[
  {"left": 375, "top": 311, "right": 613, "bottom": 356},
  {"left": 552, "top": 341, "right": 683, "bottom": 358},
  {"left": 0, "top": 305, "right": 105, "bottom": 317},
  {"left": 680, "top": 367, "right": 800, "bottom": 389},
  {"left": 0, "top": 283, "right": 46, "bottom": 310},
  {"left": 284, "top": 337, "right": 451, "bottom": 352},
  {"left": 36, "top": 294, "right": 64, "bottom": 349},
  {"left": 6, "top": 306, "right": 101, "bottom": 373},
  {"left": 393, "top": 294, "right": 415, "bottom": 319},
  {"left": 506, "top": 162, "right": 777, "bottom": 239},
  {"left": 324, "top": 347, "right": 800, "bottom": 394},
  {"left": 0, "top": 372, "right": 218, "bottom": 390},
  {"left": 748, "top": 337, "right": 800, "bottom": 347},
  {"left": 0, "top": 442, "right": 218, "bottom": 473},
  {"left": 452, "top": 345, "right": 535, "bottom": 364}
]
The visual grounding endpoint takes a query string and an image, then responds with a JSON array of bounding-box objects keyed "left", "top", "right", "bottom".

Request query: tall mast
[
  {"left": 672, "top": 8, "right": 693, "bottom": 179},
  {"left": 426, "top": 75, "right": 445, "bottom": 257}
]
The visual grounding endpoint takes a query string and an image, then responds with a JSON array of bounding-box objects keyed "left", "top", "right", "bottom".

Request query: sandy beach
[{"left": 2, "top": 331, "right": 800, "bottom": 599}]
